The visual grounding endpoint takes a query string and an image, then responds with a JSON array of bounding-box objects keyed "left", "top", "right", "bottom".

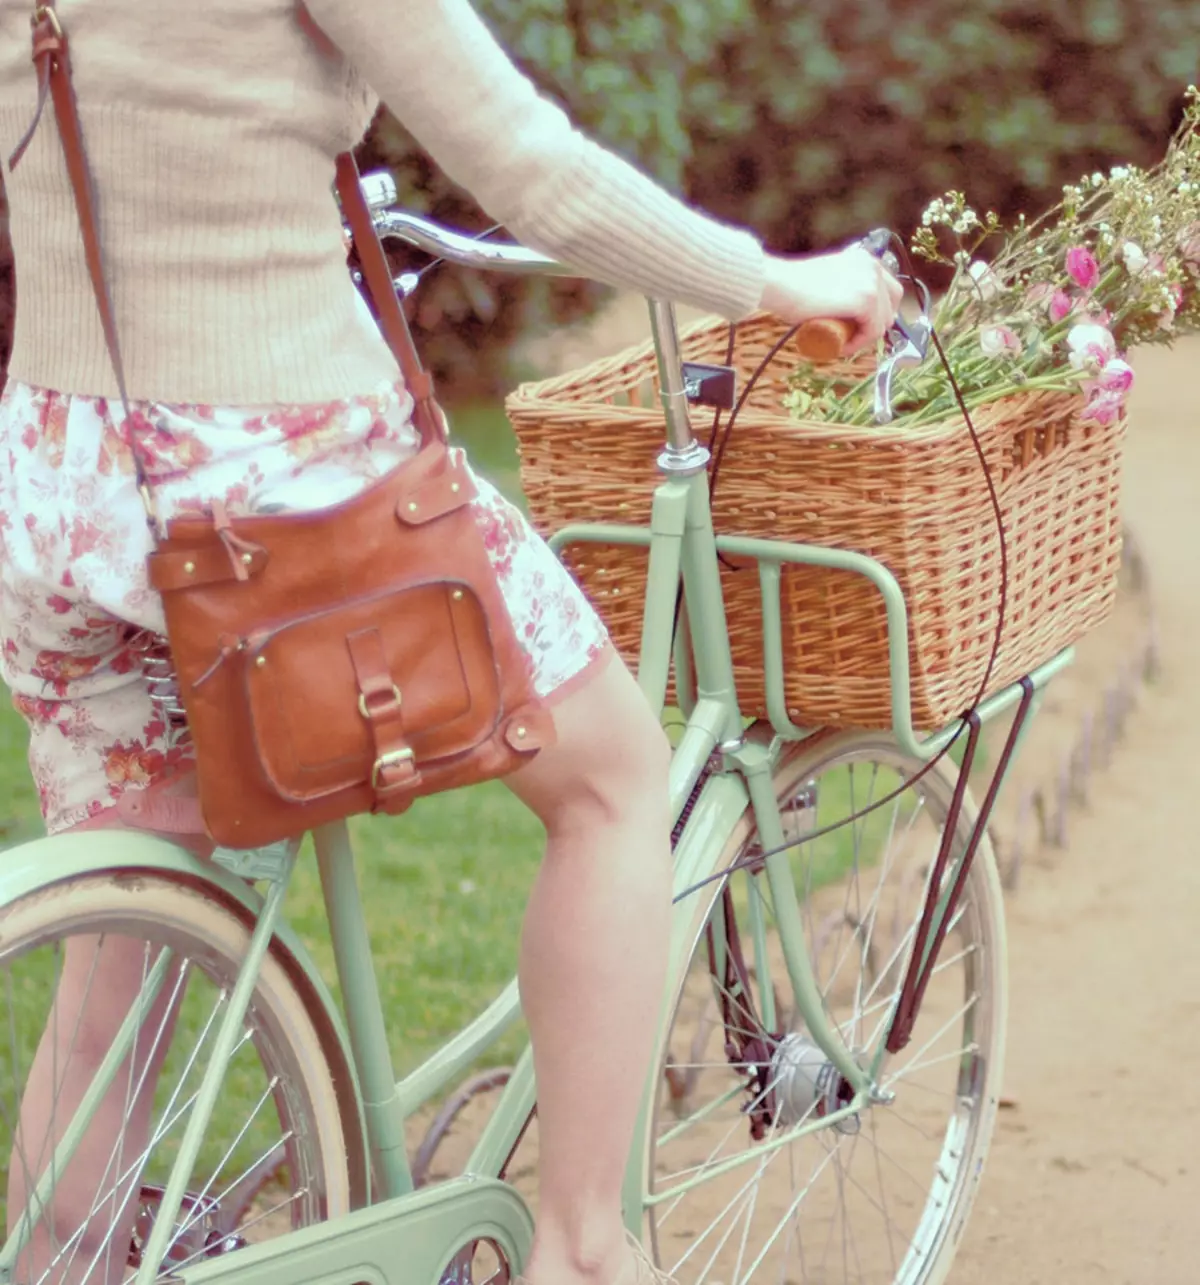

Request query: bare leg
[
  {"left": 8, "top": 934, "right": 183, "bottom": 1285},
  {"left": 506, "top": 655, "right": 673, "bottom": 1285},
  {"left": 8, "top": 783, "right": 211, "bottom": 1285}
]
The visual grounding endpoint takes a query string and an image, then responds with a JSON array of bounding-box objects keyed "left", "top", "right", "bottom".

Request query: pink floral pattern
[{"left": 0, "top": 379, "right": 609, "bottom": 834}]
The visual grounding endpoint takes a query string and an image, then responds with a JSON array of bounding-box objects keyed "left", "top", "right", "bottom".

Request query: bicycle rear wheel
[
  {"left": 0, "top": 866, "right": 360, "bottom": 1285},
  {"left": 645, "top": 731, "right": 1007, "bottom": 1285}
]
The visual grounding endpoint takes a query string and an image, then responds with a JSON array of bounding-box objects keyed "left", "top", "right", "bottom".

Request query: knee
[{"left": 537, "top": 702, "right": 672, "bottom": 840}]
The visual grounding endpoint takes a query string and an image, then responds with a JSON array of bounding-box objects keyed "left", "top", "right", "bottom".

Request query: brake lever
[
  {"left": 858, "top": 230, "right": 934, "bottom": 425},
  {"left": 874, "top": 281, "right": 933, "bottom": 425}
]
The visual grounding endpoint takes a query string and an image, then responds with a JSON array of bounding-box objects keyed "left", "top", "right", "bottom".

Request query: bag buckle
[
  {"left": 138, "top": 480, "right": 167, "bottom": 539},
  {"left": 358, "top": 684, "right": 402, "bottom": 720},
  {"left": 372, "top": 746, "right": 414, "bottom": 789},
  {"left": 31, "top": 5, "right": 63, "bottom": 38}
]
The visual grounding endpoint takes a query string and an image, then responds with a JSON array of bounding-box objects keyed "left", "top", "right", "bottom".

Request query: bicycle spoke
[
  {"left": 0, "top": 878, "right": 347, "bottom": 1285},
  {"left": 649, "top": 739, "right": 1004, "bottom": 1285}
]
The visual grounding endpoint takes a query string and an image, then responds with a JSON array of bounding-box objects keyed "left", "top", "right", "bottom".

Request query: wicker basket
[{"left": 507, "top": 313, "right": 1125, "bottom": 729}]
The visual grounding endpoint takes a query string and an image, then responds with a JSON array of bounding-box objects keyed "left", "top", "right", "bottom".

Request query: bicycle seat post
[{"left": 648, "top": 298, "right": 710, "bottom": 476}]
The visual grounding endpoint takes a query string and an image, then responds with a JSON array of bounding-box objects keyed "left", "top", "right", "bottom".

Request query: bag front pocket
[{"left": 242, "top": 579, "right": 503, "bottom": 803}]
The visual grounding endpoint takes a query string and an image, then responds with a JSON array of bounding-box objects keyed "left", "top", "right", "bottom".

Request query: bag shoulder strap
[
  {"left": 333, "top": 155, "right": 446, "bottom": 446},
  {"left": 9, "top": 0, "right": 446, "bottom": 470}
]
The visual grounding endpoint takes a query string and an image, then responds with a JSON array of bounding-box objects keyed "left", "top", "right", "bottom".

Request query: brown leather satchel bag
[{"left": 12, "top": 1, "right": 553, "bottom": 848}]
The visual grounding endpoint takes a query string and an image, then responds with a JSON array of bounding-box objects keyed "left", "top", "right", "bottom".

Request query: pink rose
[
  {"left": 1095, "top": 359, "right": 1134, "bottom": 394},
  {"left": 1081, "top": 389, "right": 1124, "bottom": 426},
  {"left": 979, "top": 324, "right": 1023, "bottom": 357},
  {"left": 1066, "top": 246, "right": 1100, "bottom": 290},
  {"left": 1048, "top": 289, "right": 1074, "bottom": 323}
]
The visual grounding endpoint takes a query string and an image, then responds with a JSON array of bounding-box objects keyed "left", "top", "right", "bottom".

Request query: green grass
[
  {"left": 447, "top": 400, "right": 525, "bottom": 506},
  {"left": 289, "top": 786, "right": 542, "bottom": 1073}
]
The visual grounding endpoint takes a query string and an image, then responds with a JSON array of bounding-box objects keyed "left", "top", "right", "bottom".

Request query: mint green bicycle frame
[
  {"left": 305, "top": 292, "right": 1068, "bottom": 1182},
  {"left": 0, "top": 281, "right": 1071, "bottom": 1285}
]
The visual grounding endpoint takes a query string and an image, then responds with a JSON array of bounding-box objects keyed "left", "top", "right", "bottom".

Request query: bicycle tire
[
  {"left": 641, "top": 729, "right": 1008, "bottom": 1285},
  {"left": 0, "top": 865, "right": 359, "bottom": 1285}
]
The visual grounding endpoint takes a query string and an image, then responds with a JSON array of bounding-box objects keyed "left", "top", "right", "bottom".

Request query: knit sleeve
[{"left": 300, "top": 0, "right": 766, "bottom": 320}]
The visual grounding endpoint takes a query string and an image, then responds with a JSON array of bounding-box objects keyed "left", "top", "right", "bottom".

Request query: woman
[{"left": 0, "top": 0, "right": 901, "bottom": 1281}]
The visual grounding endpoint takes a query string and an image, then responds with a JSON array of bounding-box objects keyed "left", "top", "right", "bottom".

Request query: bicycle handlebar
[
  {"left": 372, "top": 208, "right": 574, "bottom": 279},
  {"left": 793, "top": 318, "right": 855, "bottom": 363},
  {"left": 360, "top": 172, "right": 857, "bottom": 363}
]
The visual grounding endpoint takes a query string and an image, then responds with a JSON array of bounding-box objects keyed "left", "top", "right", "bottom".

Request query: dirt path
[{"left": 950, "top": 339, "right": 1200, "bottom": 1282}]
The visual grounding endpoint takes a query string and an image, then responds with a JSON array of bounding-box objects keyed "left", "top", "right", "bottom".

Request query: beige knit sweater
[{"left": 0, "top": 0, "right": 765, "bottom": 405}]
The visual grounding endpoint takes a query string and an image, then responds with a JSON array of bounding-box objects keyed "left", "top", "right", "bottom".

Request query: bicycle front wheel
[
  {"left": 0, "top": 865, "right": 360, "bottom": 1285},
  {"left": 646, "top": 731, "right": 1007, "bottom": 1285}
]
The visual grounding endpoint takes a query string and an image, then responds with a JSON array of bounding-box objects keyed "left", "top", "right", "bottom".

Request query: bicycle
[{"left": 0, "top": 175, "right": 1072, "bottom": 1285}]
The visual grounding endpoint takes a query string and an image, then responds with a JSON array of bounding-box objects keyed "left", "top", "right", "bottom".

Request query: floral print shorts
[{"left": 0, "top": 379, "right": 610, "bottom": 835}]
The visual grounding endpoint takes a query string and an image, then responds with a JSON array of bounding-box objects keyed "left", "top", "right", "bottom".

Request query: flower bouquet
[{"left": 785, "top": 86, "right": 1200, "bottom": 427}]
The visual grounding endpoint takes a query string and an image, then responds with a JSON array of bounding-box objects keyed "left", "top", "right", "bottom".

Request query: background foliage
[{"left": 3, "top": 0, "right": 1200, "bottom": 395}]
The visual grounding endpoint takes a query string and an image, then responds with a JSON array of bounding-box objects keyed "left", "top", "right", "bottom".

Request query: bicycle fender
[{"left": 0, "top": 830, "right": 370, "bottom": 1202}]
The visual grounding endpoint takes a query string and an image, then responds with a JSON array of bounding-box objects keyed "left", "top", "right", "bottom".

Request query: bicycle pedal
[{"left": 681, "top": 362, "right": 737, "bottom": 410}]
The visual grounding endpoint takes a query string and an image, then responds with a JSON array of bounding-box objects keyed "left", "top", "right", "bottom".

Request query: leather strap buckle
[
  {"left": 372, "top": 746, "right": 415, "bottom": 790},
  {"left": 137, "top": 480, "right": 166, "bottom": 537},
  {"left": 31, "top": 4, "right": 62, "bottom": 38},
  {"left": 358, "top": 684, "right": 401, "bottom": 720}
]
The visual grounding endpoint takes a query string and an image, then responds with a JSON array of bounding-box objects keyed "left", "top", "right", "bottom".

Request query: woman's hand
[{"left": 759, "top": 245, "right": 904, "bottom": 354}]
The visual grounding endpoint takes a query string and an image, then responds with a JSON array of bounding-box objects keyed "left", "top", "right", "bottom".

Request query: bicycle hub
[{"left": 769, "top": 1033, "right": 860, "bottom": 1135}]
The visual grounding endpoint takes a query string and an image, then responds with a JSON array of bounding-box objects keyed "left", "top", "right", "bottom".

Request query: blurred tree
[
  {"left": 350, "top": 0, "right": 1200, "bottom": 391},
  {"left": 685, "top": 0, "right": 1200, "bottom": 258},
  {"left": 2, "top": 1, "right": 1197, "bottom": 392},
  {"left": 354, "top": 0, "right": 753, "bottom": 398}
]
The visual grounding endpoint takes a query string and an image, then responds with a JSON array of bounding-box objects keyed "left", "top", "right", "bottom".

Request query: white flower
[
  {"left": 1082, "top": 389, "right": 1124, "bottom": 426},
  {"left": 1122, "top": 242, "right": 1149, "bottom": 275},
  {"left": 967, "top": 260, "right": 1000, "bottom": 299},
  {"left": 921, "top": 198, "right": 948, "bottom": 227},
  {"left": 979, "top": 325, "right": 1023, "bottom": 357},
  {"left": 1067, "top": 322, "right": 1117, "bottom": 371}
]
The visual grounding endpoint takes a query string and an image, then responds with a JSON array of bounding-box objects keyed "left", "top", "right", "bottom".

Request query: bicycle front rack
[{"left": 550, "top": 520, "right": 1070, "bottom": 1051}]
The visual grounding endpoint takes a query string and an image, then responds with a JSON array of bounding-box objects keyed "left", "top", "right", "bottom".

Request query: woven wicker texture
[{"left": 507, "top": 312, "right": 1125, "bottom": 729}]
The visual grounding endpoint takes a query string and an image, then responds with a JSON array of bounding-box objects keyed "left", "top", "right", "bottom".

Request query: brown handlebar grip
[{"left": 794, "top": 318, "right": 856, "bottom": 363}]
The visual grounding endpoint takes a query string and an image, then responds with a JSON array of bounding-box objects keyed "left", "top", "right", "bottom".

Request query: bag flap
[{"left": 242, "top": 581, "right": 503, "bottom": 803}]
